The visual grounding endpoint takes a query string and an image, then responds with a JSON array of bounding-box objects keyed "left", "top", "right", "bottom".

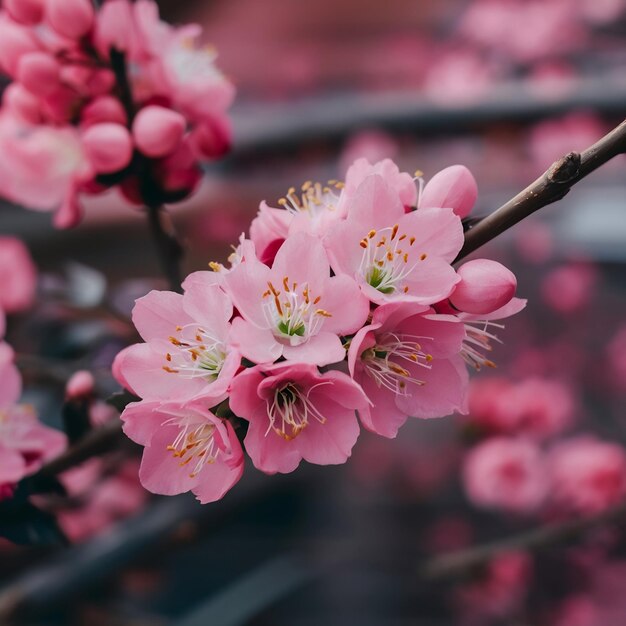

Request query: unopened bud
[{"left": 450, "top": 259, "right": 517, "bottom": 314}]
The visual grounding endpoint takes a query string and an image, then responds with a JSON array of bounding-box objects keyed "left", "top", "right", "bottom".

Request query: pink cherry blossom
[
  {"left": 548, "top": 436, "right": 626, "bottom": 515},
  {"left": 325, "top": 174, "right": 463, "bottom": 306},
  {"left": 463, "top": 437, "right": 547, "bottom": 514},
  {"left": 225, "top": 232, "right": 368, "bottom": 366},
  {"left": 0, "top": 236, "right": 37, "bottom": 313},
  {"left": 348, "top": 302, "right": 468, "bottom": 438},
  {"left": 229, "top": 362, "right": 368, "bottom": 474},
  {"left": 118, "top": 283, "right": 241, "bottom": 404},
  {"left": 121, "top": 400, "right": 243, "bottom": 503},
  {"left": 249, "top": 201, "right": 292, "bottom": 263}
]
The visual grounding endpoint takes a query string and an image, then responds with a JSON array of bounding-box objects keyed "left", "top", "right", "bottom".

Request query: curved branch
[
  {"left": 457, "top": 117, "right": 626, "bottom": 261},
  {"left": 418, "top": 500, "right": 626, "bottom": 581}
]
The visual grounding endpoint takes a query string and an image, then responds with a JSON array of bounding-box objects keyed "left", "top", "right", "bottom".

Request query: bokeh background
[{"left": 1, "top": 0, "right": 626, "bottom": 624}]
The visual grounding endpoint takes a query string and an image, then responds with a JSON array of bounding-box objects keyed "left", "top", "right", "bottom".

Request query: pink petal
[
  {"left": 401, "top": 207, "right": 464, "bottom": 264},
  {"left": 420, "top": 165, "right": 478, "bottom": 218},
  {"left": 320, "top": 273, "right": 369, "bottom": 335},
  {"left": 182, "top": 281, "right": 232, "bottom": 336},
  {"left": 230, "top": 317, "right": 282, "bottom": 364},
  {"left": 295, "top": 395, "right": 360, "bottom": 466},
  {"left": 224, "top": 256, "right": 271, "bottom": 329},
  {"left": 357, "top": 373, "right": 409, "bottom": 438},
  {"left": 281, "top": 331, "right": 345, "bottom": 366},
  {"left": 120, "top": 400, "right": 166, "bottom": 446},
  {"left": 132, "top": 290, "right": 191, "bottom": 342}
]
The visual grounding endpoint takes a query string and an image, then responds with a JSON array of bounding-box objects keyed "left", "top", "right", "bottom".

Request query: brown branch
[
  {"left": 418, "top": 500, "right": 626, "bottom": 581},
  {"left": 457, "top": 117, "right": 626, "bottom": 261},
  {"left": 33, "top": 419, "right": 126, "bottom": 479}
]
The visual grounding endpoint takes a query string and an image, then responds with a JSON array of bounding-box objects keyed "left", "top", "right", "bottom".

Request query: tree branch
[
  {"left": 418, "top": 500, "right": 626, "bottom": 581},
  {"left": 457, "top": 117, "right": 626, "bottom": 261}
]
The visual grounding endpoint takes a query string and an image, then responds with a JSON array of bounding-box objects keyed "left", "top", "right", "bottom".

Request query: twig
[
  {"left": 418, "top": 500, "right": 626, "bottom": 581},
  {"left": 32, "top": 419, "right": 126, "bottom": 479},
  {"left": 457, "top": 117, "right": 626, "bottom": 260},
  {"left": 145, "top": 203, "right": 184, "bottom": 292}
]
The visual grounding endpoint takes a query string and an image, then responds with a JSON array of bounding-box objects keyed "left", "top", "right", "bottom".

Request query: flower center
[
  {"left": 162, "top": 324, "right": 226, "bottom": 381},
  {"left": 278, "top": 180, "right": 344, "bottom": 222},
  {"left": 362, "top": 332, "right": 433, "bottom": 394},
  {"left": 461, "top": 321, "right": 501, "bottom": 370},
  {"left": 262, "top": 277, "right": 332, "bottom": 343},
  {"left": 358, "top": 225, "right": 427, "bottom": 295},
  {"left": 165, "top": 419, "right": 218, "bottom": 478},
  {"left": 266, "top": 383, "right": 327, "bottom": 441},
  {"left": 167, "top": 39, "right": 221, "bottom": 84}
]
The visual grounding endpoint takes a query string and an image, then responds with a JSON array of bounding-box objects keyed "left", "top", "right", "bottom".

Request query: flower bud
[
  {"left": 66, "top": 370, "right": 95, "bottom": 400},
  {"left": 17, "top": 51, "right": 60, "bottom": 98},
  {"left": 4, "top": 0, "right": 44, "bottom": 25},
  {"left": 189, "top": 117, "right": 231, "bottom": 160},
  {"left": 0, "top": 15, "right": 40, "bottom": 76},
  {"left": 3, "top": 84, "right": 41, "bottom": 124},
  {"left": 420, "top": 165, "right": 478, "bottom": 218},
  {"left": 81, "top": 96, "right": 127, "bottom": 128},
  {"left": 132, "top": 106, "right": 186, "bottom": 158},
  {"left": 45, "top": 0, "right": 94, "bottom": 40},
  {"left": 82, "top": 122, "right": 133, "bottom": 174},
  {"left": 450, "top": 259, "right": 517, "bottom": 314}
]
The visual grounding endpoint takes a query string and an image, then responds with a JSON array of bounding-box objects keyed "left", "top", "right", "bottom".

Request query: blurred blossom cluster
[
  {"left": 113, "top": 158, "right": 525, "bottom": 502},
  {"left": 0, "top": 0, "right": 233, "bottom": 227}
]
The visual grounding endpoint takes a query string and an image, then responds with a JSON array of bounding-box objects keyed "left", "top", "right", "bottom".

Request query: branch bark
[
  {"left": 418, "top": 500, "right": 626, "bottom": 581},
  {"left": 457, "top": 117, "right": 626, "bottom": 261}
]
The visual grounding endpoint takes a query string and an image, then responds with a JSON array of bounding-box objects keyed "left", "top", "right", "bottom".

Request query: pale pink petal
[
  {"left": 401, "top": 207, "right": 464, "bottom": 263},
  {"left": 132, "top": 290, "right": 190, "bottom": 342},
  {"left": 281, "top": 331, "right": 345, "bottom": 366},
  {"left": 395, "top": 356, "right": 469, "bottom": 418},
  {"left": 230, "top": 317, "right": 282, "bottom": 364},
  {"left": 357, "top": 373, "right": 409, "bottom": 438},
  {"left": 223, "top": 257, "right": 271, "bottom": 328},
  {"left": 121, "top": 400, "right": 167, "bottom": 446},
  {"left": 295, "top": 396, "right": 360, "bottom": 466},
  {"left": 319, "top": 274, "right": 369, "bottom": 335}
]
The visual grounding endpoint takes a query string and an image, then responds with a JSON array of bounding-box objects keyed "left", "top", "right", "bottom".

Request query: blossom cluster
[
  {"left": 0, "top": 0, "right": 233, "bottom": 227},
  {"left": 113, "top": 158, "right": 525, "bottom": 503}
]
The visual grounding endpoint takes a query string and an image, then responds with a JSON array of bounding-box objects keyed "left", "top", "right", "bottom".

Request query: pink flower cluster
[
  {"left": 115, "top": 158, "right": 525, "bottom": 503},
  {"left": 462, "top": 377, "right": 626, "bottom": 516},
  {"left": 0, "top": 340, "right": 67, "bottom": 500},
  {"left": 0, "top": 0, "right": 233, "bottom": 227}
]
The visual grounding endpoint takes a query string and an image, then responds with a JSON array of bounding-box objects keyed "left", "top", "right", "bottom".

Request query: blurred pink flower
[
  {"left": 348, "top": 302, "right": 468, "bottom": 438},
  {"left": 229, "top": 362, "right": 368, "bottom": 474},
  {"left": 455, "top": 551, "right": 533, "bottom": 625},
  {"left": 548, "top": 436, "right": 626, "bottom": 515},
  {"left": 0, "top": 348, "right": 67, "bottom": 497},
  {"left": 466, "top": 377, "right": 573, "bottom": 440},
  {"left": 58, "top": 458, "right": 148, "bottom": 543},
  {"left": 463, "top": 437, "right": 547, "bottom": 513},
  {"left": 541, "top": 262, "right": 598, "bottom": 313},
  {"left": 225, "top": 232, "right": 368, "bottom": 366},
  {"left": 339, "top": 131, "right": 399, "bottom": 175},
  {"left": 121, "top": 400, "right": 243, "bottom": 503},
  {"left": 0, "top": 236, "right": 37, "bottom": 313}
]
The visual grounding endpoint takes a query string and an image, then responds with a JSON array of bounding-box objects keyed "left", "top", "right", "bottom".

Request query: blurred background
[{"left": 1, "top": 0, "right": 626, "bottom": 624}]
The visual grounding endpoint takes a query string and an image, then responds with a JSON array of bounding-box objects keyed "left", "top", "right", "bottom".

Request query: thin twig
[
  {"left": 33, "top": 419, "right": 126, "bottom": 479},
  {"left": 146, "top": 202, "right": 184, "bottom": 292},
  {"left": 457, "top": 117, "right": 626, "bottom": 260},
  {"left": 418, "top": 500, "right": 626, "bottom": 581}
]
